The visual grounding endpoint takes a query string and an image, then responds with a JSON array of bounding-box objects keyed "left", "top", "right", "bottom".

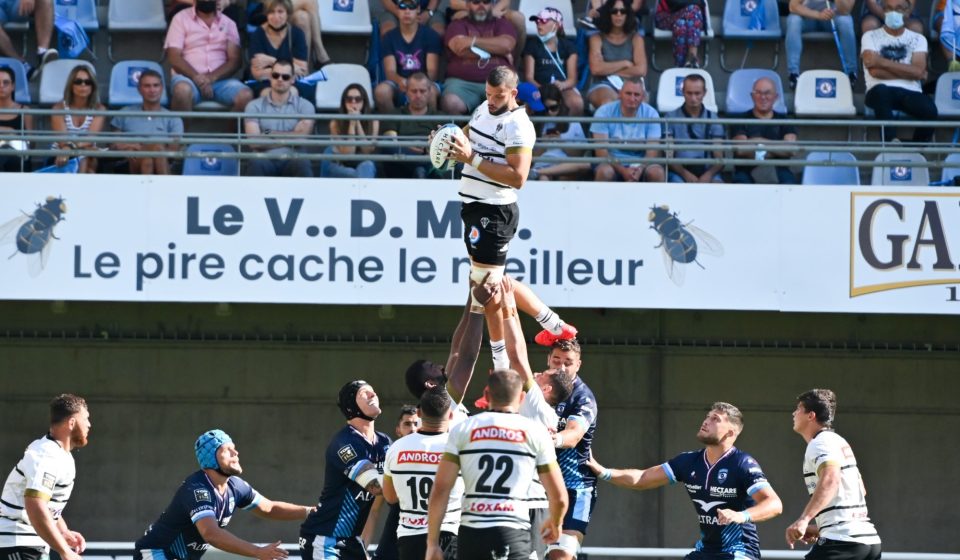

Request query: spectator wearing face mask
[{"left": 522, "top": 8, "right": 582, "bottom": 116}]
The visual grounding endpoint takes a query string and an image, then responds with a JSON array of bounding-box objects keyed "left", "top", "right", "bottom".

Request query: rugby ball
[{"left": 430, "top": 124, "right": 466, "bottom": 171}]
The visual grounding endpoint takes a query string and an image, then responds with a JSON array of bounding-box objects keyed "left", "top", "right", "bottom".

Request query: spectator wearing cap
[
  {"left": 440, "top": 0, "right": 517, "bottom": 115},
  {"left": 374, "top": 0, "right": 442, "bottom": 113},
  {"left": 243, "top": 59, "right": 315, "bottom": 177},
  {"left": 516, "top": 81, "right": 546, "bottom": 116},
  {"left": 165, "top": 0, "right": 254, "bottom": 115},
  {"left": 529, "top": 84, "right": 590, "bottom": 181},
  {"left": 590, "top": 76, "right": 664, "bottom": 182},
  {"left": 522, "top": 7, "right": 583, "bottom": 116}
]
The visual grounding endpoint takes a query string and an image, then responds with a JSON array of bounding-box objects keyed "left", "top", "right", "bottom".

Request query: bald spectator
[
  {"left": 730, "top": 77, "right": 798, "bottom": 184},
  {"left": 440, "top": 0, "right": 516, "bottom": 114},
  {"left": 165, "top": 0, "right": 253, "bottom": 114}
]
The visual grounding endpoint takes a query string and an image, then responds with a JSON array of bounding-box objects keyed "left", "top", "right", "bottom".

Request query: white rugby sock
[
  {"left": 490, "top": 339, "right": 509, "bottom": 370},
  {"left": 534, "top": 306, "right": 564, "bottom": 335}
]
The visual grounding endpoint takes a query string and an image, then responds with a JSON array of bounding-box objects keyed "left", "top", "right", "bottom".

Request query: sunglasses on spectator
[
  {"left": 345, "top": 95, "right": 364, "bottom": 102},
  {"left": 470, "top": 0, "right": 493, "bottom": 4},
  {"left": 536, "top": 17, "right": 556, "bottom": 24},
  {"left": 73, "top": 78, "right": 94, "bottom": 86},
  {"left": 398, "top": 2, "right": 419, "bottom": 9},
  {"left": 0, "top": 79, "right": 12, "bottom": 86},
  {"left": 610, "top": 7, "right": 628, "bottom": 14},
  {"left": 544, "top": 103, "right": 560, "bottom": 111},
  {"left": 271, "top": 72, "right": 293, "bottom": 81}
]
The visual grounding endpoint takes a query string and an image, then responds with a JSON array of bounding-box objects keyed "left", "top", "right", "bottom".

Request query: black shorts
[
  {"left": 460, "top": 202, "right": 519, "bottom": 266},
  {"left": 806, "top": 540, "right": 882, "bottom": 560},
  {"left": 457, "top": 526, "right": 530, "bottom": 560},
  {"left": 397, "top": 532, "right": 457, "bottom": 560},
  {"left": 0, "top": 548, "right": 45, "bottom": 560},
  {"left": 528, "top": 507, "right": 548, "bottom": 559},
  {"left": 300, "top": 534, "right": 368, "bottom": 560}
]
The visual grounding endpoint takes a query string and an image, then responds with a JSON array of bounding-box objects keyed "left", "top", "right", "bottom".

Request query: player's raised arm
[
  {"left": 445, "top": 280, "right": 494, "bottom": 403},
  {"left": 585, "top": 454, "right": 670, "bottom": 491}
]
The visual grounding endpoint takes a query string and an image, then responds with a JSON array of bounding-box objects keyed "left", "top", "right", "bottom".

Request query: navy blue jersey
[
  {"left": 135, "top": 471, "right": 261, "bottom": 560},
  {"left": 554, "top": 376, "right": 598, "bottom": 489},
  {"left": 301, "top": 425, "right": 391, "bottom": 539},
  {"left": 664, "top": 448, "right": 771, "bottom": 560}
]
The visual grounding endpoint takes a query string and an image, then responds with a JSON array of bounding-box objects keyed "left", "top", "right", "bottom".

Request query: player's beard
[
  {"left": 70, "top": 424, "right": 89, "bottom": 449},
  {"left": 219, "top": 461, "right": 243, "bottom": 476},
  {"left": 696, "top": 431, "right": 721, "bottom": 446}
]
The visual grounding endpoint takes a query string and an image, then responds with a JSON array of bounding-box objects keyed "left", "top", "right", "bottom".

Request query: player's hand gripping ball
[{"left": 430, "top": 124, "right": 467, "bottom": 171}]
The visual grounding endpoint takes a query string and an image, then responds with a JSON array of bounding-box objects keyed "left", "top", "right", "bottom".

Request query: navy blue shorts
[{"left": 562, "top": 486, "right": 598, "bottom": 534}]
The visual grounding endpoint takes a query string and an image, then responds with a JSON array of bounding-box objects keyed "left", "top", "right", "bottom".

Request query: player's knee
[{"left": 545, "top": 534, "right": 580, "bottom": 560}]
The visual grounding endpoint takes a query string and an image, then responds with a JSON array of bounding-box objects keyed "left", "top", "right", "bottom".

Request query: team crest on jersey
[
  {"left": 470, "top": 426, "right": 526, "bottom": 443},
  {"left": 338, "top": 445, "right": 358, "bottom": 463},
  {"left": 480, "top": 217, "right": 490, "bottom": 229},
  {"left": 397, "top": 451, "right": 442, "bottom": 464},
  {"left": 469, "top": 226, "right": 481, "bottom": 245},
  {"left": 717, "top": 468, "right": 728, "bottom": 483},
  {"left": 41, "top": 472, "right": 56, "bottom": 490},
  {"left": 194, "top": 489, "right": 212, "bottom": 502}
]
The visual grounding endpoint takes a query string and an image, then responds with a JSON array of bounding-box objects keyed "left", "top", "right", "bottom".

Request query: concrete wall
[{"left": 1, "top": 302, "right": 957, "bottom": 555}]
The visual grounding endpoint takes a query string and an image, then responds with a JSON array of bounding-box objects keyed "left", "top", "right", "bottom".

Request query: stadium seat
[
  {"left": 655, "top": 68, "right": 719, "bottom": 114},
  {"left": 719, "top": 0, "right": 782, "bottom": 71},
  {"left": 107, "top": 0, "right": 167, "bottom": 61},
  {"left": 39, "top": 59, "right": 95, "bottom": 105},
  {"left": 317, "top": 0, "right": 372, "bottom": 35},
  {"left": 54, "top": 0, "right": 99, "bottom": 32},
  {"left": 183, "top": 144, "right": 240, "bottom": 176},
  {"left": 725, "top": 68, "right": 787, "bottom": 114},
  {"left": 934, "top": 71, "right": 960, "bottom": 117},
  {"left": 1, "top": 21, "right": 29, "bottom": 57},
  {"left": 940, "top": 153, "right": 960, "bottom": 186},
  {"left": 650, "top": 0, "right": 714, "bottom": 71},
  {"left": 314, "top": 64, "right": 373, "bottom": 110},
  {"left": 870, "top": 152, "right": 929, "bottom": 186},
  {"left": 794, "top": 70, "right": 855, "bottom": 116},
  {"left": 0, "top": 57, "right": 31, "bottom": 103},
  {"left": 802, "top": 151, "right": 860, "bottom": 185},
  {"left": 520, "top": 0, "right": 577, "bottom": 39},
  {"left": 108, "top": 61, "right": 168, "bottom": 108}
]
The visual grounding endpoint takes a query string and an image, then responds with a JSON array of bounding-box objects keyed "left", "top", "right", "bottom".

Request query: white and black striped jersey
[
  {"left": 444, "top": 411, "right": 556, "bottom": 531},
  {"left": 459, "top": 104, "right": 536, "bottom": 206},
  {"left": 384, "top": 431, "right": 464, "bottom": 538},
  {"left": 0, "top": 435, "right": 76, "bottom": 550},
  {"left": 802, "top": 431, "right": 881, "bottom": 545},
  {"left": 518, "top": 384, "right": 558, "bottom": 509}
]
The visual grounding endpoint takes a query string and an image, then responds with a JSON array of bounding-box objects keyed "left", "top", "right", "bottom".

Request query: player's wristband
[
  {"left": 599, "top": 469, "right": 612, "bottom": 481},
  {"left": 553, "top": 432, "right": 564, "bottom": 448},
  {"left": 740, "top": 510, "right": 752, "bottom": 524},
  {"left": 471, "top": 153, "right": 483, "bottom": 169}
]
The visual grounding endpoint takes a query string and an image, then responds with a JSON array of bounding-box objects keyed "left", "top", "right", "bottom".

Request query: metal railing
[{"left": 1, "top": 108, "right": 958, "bottom": 173}]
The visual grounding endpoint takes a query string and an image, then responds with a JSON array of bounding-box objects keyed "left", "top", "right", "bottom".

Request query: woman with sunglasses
[
  {"left": 586, "top": 0, "right": 647, "bottom": 110},
  {"left": 654, "top": 0, "right": 705, "bottom": 67},
  {"left": 248, "top": 0, "right": 316, "bottom": 103},
  {"left": 0, "top": 66, "right": 32, "bottom": 172},
  {"left": 321, "top": 84, "right": 380, "bottom": 178},
  {"left": 522, "top": 8, "right": 583, "bottom": 116},
  {"left": 50, "top": 65, "right": 105, "bottom": 174},
  {"left": 528, "top": 84, "right": 590, "bottom": 181}
]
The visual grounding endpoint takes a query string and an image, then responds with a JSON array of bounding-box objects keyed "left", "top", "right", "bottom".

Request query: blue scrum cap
[{"left": 195, "top": 429, "right": 233, "bottom": 470}]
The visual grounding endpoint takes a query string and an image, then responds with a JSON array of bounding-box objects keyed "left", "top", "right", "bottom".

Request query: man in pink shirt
[{"left": 165, "top": 0, "right": 253, "bottom": 113}]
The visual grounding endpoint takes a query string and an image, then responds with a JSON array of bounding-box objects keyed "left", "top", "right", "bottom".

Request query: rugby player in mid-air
[
  {"left": 134, "top": 429, "right": 312, "bottom": 560},
  {"left": 587, "top": 403, "right": 784, "bottom": 560}
]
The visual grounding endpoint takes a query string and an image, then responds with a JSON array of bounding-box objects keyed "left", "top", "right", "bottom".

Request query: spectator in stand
[
  {"left": 654, "top": 0, "right": 706, "bottom": 68},
  {"left": 579, "top": 0, "right": 648, "bottom": 31},
  {"left": 0, "top": 65, "right": 31, "bottom": 172},
  {"left": 663, "top": 74, "right": 724, "bottom": 183},
  {"left": 528, "top": 84, "right": 590, "bottom": 181},
  {"left": 440, "top": 0, "right": 516, "bottom": 114},
  {"left": 111, "top": 70, "right": 184, "bottom": 175},
  {"left": 50, "top": 65, "right": 105, "bottom": 174},
  {"left": 522, "top": 7, "right": 583, "bottom": 116},
  {"left": 0, "top": 0, "right": 57, "bottom": 78},
  {"left": 382, "top": 72, "right": 440, "bottom": 179},
  {"left": 862, "top": 0, "right": 937, "bottom": 143},
  {"left": 374, "top": 0, "right": 442, "bottom": 113},
  {"left": 321, "top": 84, "right": 380, "bottom": 178},
  {"left": 587, "top": 0, "right": 647, "bottom": 110},
  {"left": 167, "top": 0, "right": 244, "bottom": 25},
  {"left": 860, "top": 0, "right": 923, "bottom": 34},
  {"left": 379, "top": 0, "right": 446, "bottom": 36},
  {"left": 248, "top": 0, "right": 315, "bottom": 103},
  {"left": 786, "top": 0, "right": 858, "bottom": 90},
  {"left": 446, "top": 0, "right": 526, "bottom": 61},
  {"left": 730, "top": 77, "right": 798, "bottom": 184},
  {"left": 244, "top": 59, "right": 315, "bottom": 177},
  {"left": 934, "top": 0, "right": 960, "bottom": 65},
  {"left": 165, "top": 0, "right": 253, "bottom": 114},
  {"left": 590, "top": 77, "right": 664, "bottom": 182}
]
